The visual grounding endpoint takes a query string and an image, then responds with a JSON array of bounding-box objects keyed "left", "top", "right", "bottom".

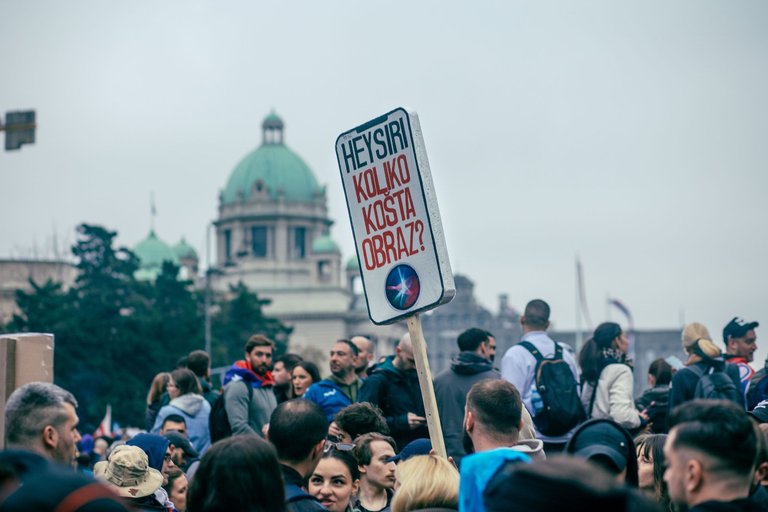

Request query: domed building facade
[{"left": 211, "top": 112, "right": 402, "bottom": 351}]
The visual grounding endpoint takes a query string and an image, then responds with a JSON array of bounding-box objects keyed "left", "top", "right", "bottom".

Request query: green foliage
[
  {"left": 210, "top": 282, "right": 292, "bottom": 367},
  {"left": 5, "top": 223, "right": 291, "bottom": 432}
]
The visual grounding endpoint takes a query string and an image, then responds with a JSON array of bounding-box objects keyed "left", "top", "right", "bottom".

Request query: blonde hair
[
  {"left": 686, "top": 338, "right": 722, "bottom": 365},
  {"left": 681, "top": 322, "right": 711, "bottom": 349},
  {"left": 147, "top": 372, "right": 170, "bottom": 405},
  {"left": 391, "top": 455, "right": 459, "bottom": 512}
]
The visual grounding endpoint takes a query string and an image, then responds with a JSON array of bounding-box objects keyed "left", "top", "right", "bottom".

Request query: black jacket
[
  {"left": 359, "top": 356, "right": 427, "bottom": 451},
  {"left": 668, "top": 360, "right": 741, "bottom": 414},
  {"left": 281, "top": 464, "right": 327, "bottom": 512},
  {"left": 689, "top": 498, "right": 765, "bottom": 511},
  {"left": 433, "top": 352, "right": 498, "bottom": 462}
]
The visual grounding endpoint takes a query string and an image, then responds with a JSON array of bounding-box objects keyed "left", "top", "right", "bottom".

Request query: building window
[
  {"left": 252, "top": 226, "right": 268, "bottom": 258},
  {"left": 224, "top": 229, "right": 232, "bottom": 263},
  {"left": 318, "top": 260, "right": 331, "bottom": 282},
  {"left": 292, "top": 227, "right": 306, "bottom": 259}
]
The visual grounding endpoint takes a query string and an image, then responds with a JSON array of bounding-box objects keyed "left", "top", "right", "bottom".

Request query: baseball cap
[
  {"left": 163, "top": 430, "right": 199, "bottom": 458},
  {"left": 387, "top": 438, "right": 432, "bottom": 463},
  {"left": 564, "top": 419, "right": 637, "bottom": 486},
  {"left": 750, "top": 400, "right": 768, "bottom": 423},
  {"left": 723, "top": 317, "right": 759, "bottom": 343}
]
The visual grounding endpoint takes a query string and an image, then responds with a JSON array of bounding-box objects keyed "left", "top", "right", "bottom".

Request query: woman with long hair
[
  {"left": 163, "top": 466, "right": 188, "bottom": 512},
  {"left": 635, "top": 434, "right": 672, "bottom": 511},
  {"left": 152, "top": 368, "right": 211, "bottom": 454},
  {"left": 667, "top": 322, "right": 741, "bottom": 412},
  {"left": 579, "top": 322, "right": 647, "bottom": 430},
  {"left": 308, "top": 446, "right": 360, "bottom": 512},
  {"left": 145, "top": 372, "right": 170, "bottom": 431},
  {"left": 187, "top": 435, "right": 286, "bottom": 512},
  {"left": 292, "top": 361, "right": 321, "bottom": 398}
]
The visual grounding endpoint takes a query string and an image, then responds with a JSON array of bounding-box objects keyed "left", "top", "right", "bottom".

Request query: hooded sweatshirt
[
  {"left": 151, "top": 393, "right": 211, "bottom": 454},
  {"left": 359, "top": 355, "right": 428, "bottom": 450},
  {"left": 222, "top": 360, "right": 277, "bottom": 436},
  {"left": 433, "top": 352, "right": 499, "bottom": 462}
]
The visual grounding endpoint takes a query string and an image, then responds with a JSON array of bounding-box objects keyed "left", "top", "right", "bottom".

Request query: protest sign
[{"left": 336, "top": 107, "right": 454, "bottom": 325}]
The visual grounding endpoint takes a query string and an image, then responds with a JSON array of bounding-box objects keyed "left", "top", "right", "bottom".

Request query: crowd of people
[{"left": 0, "top": 298, "right": 765, "bottom": 511}]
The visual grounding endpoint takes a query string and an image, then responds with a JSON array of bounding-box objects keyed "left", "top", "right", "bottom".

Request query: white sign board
[{"left": 336, "top": 108, "right": 455, "bottom": 325}]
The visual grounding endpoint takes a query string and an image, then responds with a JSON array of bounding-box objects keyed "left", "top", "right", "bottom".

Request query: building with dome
[
  {"left": 133, "top": 229, "right": 199, "bottom": 282},
  {"left": 211, "top": 112, "right": 405, "bottom": 352}
]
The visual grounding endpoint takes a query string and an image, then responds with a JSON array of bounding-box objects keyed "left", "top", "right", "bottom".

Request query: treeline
[{"left": 1, "top": 224, "right": 291, "bottom": 431}]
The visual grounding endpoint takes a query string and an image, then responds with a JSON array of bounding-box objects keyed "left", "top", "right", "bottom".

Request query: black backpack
[
  {"left": 520, "top": 341, "right": 586, "bottom": 436},
  {"left": 690, "top": 364, "right": 742, "bottom": 406},
  {"left": 209, "top": 379, "right": 252, "bottom": 443},
  {"left": 747, "top": 367, "right": 768, "bottom": 410}
]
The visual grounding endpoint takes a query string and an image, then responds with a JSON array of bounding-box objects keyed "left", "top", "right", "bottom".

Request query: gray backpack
[{"left": 690, "top": 364, "right": 742, "bottom": 406}]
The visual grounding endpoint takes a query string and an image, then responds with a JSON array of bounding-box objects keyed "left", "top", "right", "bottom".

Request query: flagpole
[{"left": 575, "top": 256, "right": 583, "bottom": 351}]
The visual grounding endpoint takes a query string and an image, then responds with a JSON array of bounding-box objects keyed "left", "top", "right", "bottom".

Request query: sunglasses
[{"left": 324, "top": 440, "right": 355, "bottom": 454}]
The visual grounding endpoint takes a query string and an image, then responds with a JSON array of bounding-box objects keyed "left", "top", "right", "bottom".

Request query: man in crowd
[
  {"left": 724, "top": 317, "right": 759, "bottom": 400},
  {"left": 433, "top": 327, "right": 499, "bottom": 462},
  {"left": 486, "top": 332, "right": 498, "bottom": 363},
  {"left": 304, "top": 339, "right": 363, "bottom": 422},
  {"left": 4, "top": 382, "right": 81, "bottom": 467},
  {"left": 273, "top": 353, "right": 304, "bottom": 403},
  {"left": 223, "top": 334, "right": 278, "bottom": 436},
  {"left": 268, "top": 399, "right": 329, "bottom": 512},
  {"left": 187, "top": 349, "right": 220, "bottom": 407},
  {"left": 163, "top": 430, "right": 198, "bottom": 473},
  {"left": 332, "top": 402, "right": 390, "bottom": 442},
  {"left": 664, "top": 399, "right": 761, "bottom": 511},
  {"left": 352, "top": 336, "right": 376, "bottom": 379},
  {"left": 159, "top": 414, "right": 187, "bottom": 436},
  {"left": 126, "top": 432, "right": 177, "bottom": 510},
  {"left": 353, "top": 433, "right": 397, "bottom": 512},
  {"left": 359, "top": 333, "right": 428, "bottom": 451},
  {"left": 501, "top": 299, "right": 580, "bottom": 452},
  {"left": 463, "top": 379, "right": 544, "bottom": 460}
]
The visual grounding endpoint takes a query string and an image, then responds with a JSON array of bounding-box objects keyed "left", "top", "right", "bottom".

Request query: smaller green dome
[
  {"left": 312, "top": 235, "right": 340, "bottom": 254},
  {"left": 346, "top": 255, "right": 360, "bottom": 270},
  {"left": 134, "top": 230, "right": 178, "bottom": 280},
  {"left": 173, "top": 237, "right": 198, "bottom": 260}
]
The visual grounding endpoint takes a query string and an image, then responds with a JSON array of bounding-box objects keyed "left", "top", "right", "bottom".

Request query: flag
[
  {"left": 94, "top": 404, "right": 112, "bottom": 438},
  {"left": 609, "top": 298, "right": 635, "bottom": 356}
]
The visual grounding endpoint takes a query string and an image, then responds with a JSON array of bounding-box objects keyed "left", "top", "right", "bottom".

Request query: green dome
[
  {"left": 346, "top": 255, "right": 360, "bottom": 270},
  {"left": 312, "top": 235, "right": 340, "bottom": 254},
  {"left": 173, "top": 237, "right": 198, "bottom": 260},
  {"left": 134, "top": 230, "right": 178, "bottom": 279},
  {"left": 221, "top": 113, "right": 322, "bottom": 205}
]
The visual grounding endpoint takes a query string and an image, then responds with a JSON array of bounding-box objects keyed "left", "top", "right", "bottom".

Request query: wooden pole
[{"left": 407, "top": 313, "right": 447, "bottom": 459}]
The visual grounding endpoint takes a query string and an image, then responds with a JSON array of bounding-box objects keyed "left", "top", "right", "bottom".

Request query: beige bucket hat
[{"left": 94, "top": 444, "right": 164, "bottom": 498}]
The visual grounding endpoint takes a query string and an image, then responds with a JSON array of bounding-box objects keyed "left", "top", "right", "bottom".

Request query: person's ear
[
  {"left": 312, "top": 439, "right": 325, "bottom": 460},
  {"left": 351, "top": 478, "right": 360, "bottom": 495},
  {"left": 42, "top": 425, "right": 58, "bottom": 450},
  {"left": 518, "top": 419, "right": 524, "bottom": 432},
  {"left": 686, "top": 458, "right": 704, "bottom": 493},
  {"left": 465, "top": 411, "right": 475, "bottom": 432},
  {"left": 358, "top": 464, "right": 367, "bottom": 475},
  {"left": 520, "top": 316, "right": 526, "bottom": 326}
]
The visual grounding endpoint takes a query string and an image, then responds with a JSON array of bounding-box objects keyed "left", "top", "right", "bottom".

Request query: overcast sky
[{"left": 2, "top": 1, "right": 766, "bottom": 359}]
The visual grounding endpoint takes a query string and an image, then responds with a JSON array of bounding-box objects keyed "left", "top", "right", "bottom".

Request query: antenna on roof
[{"left": 150, "top": 192, "right": 157, "bottom": 232}]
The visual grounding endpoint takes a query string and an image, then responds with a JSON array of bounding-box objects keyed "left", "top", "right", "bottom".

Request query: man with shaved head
[
  {"left": 359, "top": 333, "right": 427, "bottom": 450},
  {"left": 352, "top": 336, "right": 376, "bottom": 379}
]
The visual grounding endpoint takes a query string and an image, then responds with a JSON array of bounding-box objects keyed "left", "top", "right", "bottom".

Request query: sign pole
[{"left": 407, "top": 313, "right": 447, "bottom": 459}]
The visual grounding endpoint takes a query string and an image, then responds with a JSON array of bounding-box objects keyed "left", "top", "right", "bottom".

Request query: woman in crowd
[
  {"left": 308, "top": 447, "right": 360, "bottom": 512},
  {"left": 164, "top": 466, "right": 188, "bottom": 512},
  {"left": 579, "top": 322, "right": 647, "bottom": 431},
  {"left": 152, "top": 368, "right": 211, "bottom": 454},
  {"left": 391, "top": 454, "right": 459, "bottom": 512},
  {"left": 187, "top": 435, "right": 285, "bottom": 512},
  {"left": 635, "top": 434, "right": 671, "bottom": 512},
  {"left": 668, "top": 322, "right": 741, "bottom": 411},
  {"left": 635, "top": 358, "right": 673, "bottom": 433},
  {"left": 146, "top": 371, "right": 170, "bottom": 431},
  {"left": 292, "top": 361, "right": 321, "bottom": 398}
]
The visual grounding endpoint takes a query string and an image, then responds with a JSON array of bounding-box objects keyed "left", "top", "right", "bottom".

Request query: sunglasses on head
[{"left": 324, "top": 440, "right": 355, "bottom": 453}]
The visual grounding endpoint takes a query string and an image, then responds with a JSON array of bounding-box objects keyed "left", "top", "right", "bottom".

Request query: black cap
[
  {"left": 564, "top": 419, "right": 638, "bottom": 486},
  {"left": 163, "top": 431, "right": 199, "bottom": 458},
  {"left": 750, "top": 400, "right": 768, "bottom": 424},
  {"left": 387, "top": 438, "right": 431, "bottom": 463},
  {"left": 723, "top": 317, "right": 759, "bottom": 343}
]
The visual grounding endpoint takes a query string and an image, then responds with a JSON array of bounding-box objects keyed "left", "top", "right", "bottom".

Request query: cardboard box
[{"left": 0, "top": 333, "right": 54, "bottom": 446}]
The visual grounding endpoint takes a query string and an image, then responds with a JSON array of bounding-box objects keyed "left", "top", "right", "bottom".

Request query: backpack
[
  {"left": 519, "top": 341, "right": 586, "bottom": 436},
  {"left": 747, "top": 367, "right": 768, "bottom": 410},
  {"left": 690, "top": 364, "right": 742, "bottom": 405},
  {"left": 209, "top": 379, "right": 252, "bottom": 443}
]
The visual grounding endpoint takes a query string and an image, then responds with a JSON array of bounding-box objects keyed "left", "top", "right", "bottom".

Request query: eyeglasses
[{"left": 324, "top": 440, "right": 355, "bottom": 454}]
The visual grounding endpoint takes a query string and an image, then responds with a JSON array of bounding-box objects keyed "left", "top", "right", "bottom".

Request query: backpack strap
[{"left": 519, "top": 341, "right": 543, "bottom": 362}]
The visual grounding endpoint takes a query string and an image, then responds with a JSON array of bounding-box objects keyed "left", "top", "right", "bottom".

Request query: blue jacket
[
  {"left": 304, "top": 379, "right": 352, "bottom": 423},
  {"left": 152, "top": 393, "right": 211, "bottom": 454}
]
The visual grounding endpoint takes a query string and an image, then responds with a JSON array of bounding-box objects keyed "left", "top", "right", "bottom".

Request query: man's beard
[{"left": 462, "top": 429, "right": 475, "bottom": 455}]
